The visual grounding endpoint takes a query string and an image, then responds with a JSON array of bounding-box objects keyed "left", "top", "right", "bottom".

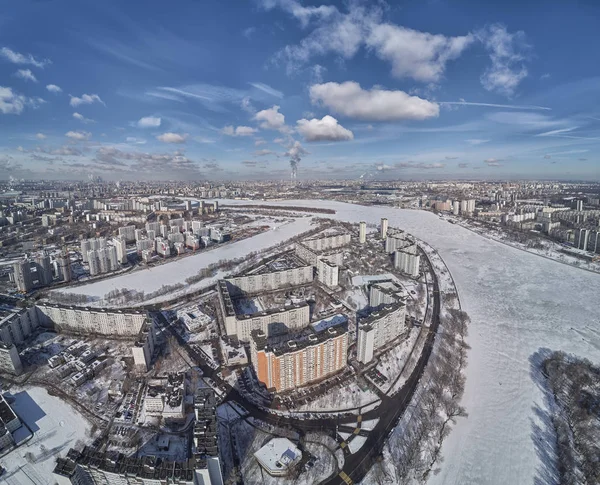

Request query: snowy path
[{"left": 219, "top": 199, "right": 600, "bottom": 485}]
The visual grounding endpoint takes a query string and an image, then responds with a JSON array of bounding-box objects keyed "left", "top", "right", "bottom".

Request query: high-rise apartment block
[
  {"left": 118, "top": 225, "right": 136, "bottom": 243},
  {"left": 56, "top": 251, "right": 71, "bottom": 283},
  {"left": 250, "top": 323, "right": 348, "bottom": 392},
  {"left": 112, "top": 236, "right": 127, "bottom": 264},
  {"left": 359, "top": 221, "right": 366, "bottom": 244},
  {"left": 13, "top": 260, "right": 34, "bottom": 292},
  {"left": 381, "top": 218, "right": 389, "bottom": 239},
  {"left": 394, "top": 243, "right": 421, "bottom": 277}
]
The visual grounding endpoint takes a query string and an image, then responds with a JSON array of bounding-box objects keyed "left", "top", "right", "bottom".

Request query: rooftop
[
  {"left": 254, "top": 438, "right": 301, "bottom": 475},
  {"left": 251, "top": 321, "right": 347, "bottom": 357}
]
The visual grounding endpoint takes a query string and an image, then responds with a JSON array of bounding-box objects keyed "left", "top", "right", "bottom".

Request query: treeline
[
  {"left": 383, "top": 307, "right": 470, "bottom": 484},
  {"left": 543, "top": 351, "right": 600, "bottom": 485}
]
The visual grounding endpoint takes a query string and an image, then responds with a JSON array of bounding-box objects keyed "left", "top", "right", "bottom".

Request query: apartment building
[
  {"left": 394, "top": 243, "right": 421, "bottom": 277},
  {"left": 37, "top": 304, "right": 148, "bottom": 336},
  {"left": 225, "top": 255, "right": 313, "bottom": 296},
  {"left": 357, "top": 303, "right": 406, "bottom": 364},
  {"left": 250, "top": 322, "right": 348, "bottom": 392},
  {"left": 218, "top": 281, "right": 310, "bottom": 341}
]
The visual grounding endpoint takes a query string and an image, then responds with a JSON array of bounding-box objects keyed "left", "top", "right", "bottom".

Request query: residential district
[{"left": 0, "top": 178, "right": 598, "bottom": 484}]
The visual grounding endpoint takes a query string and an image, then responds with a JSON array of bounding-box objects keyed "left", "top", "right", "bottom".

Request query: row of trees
[{"left": 543, "top": 351, "right": 600, "bottom": 485}]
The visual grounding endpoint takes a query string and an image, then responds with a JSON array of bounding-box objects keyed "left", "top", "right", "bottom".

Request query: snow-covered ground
[
  {"left": 348, "top": 435, "right": 368, "bottom": 454},
  {"left": 218, "top": 199, "right": 600, "bottom": 485},
  {"left": 1, "top": 386, "right": 93, "bottom": 485},
  {"left": 296, "top": 379, "right": 378, "bottom": 412},
  {"left": 51, "top": 217, "right": 314, "bottom": 306}
]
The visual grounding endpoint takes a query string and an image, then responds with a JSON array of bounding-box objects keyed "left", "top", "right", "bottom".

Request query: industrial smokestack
[{"left": 286, "top": 141, "right": 307, "bottom": 183}]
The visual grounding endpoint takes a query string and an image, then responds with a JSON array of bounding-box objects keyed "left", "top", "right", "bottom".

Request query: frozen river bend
[{"left": 221, "top": 200, "right": 600, "bottom": 485}]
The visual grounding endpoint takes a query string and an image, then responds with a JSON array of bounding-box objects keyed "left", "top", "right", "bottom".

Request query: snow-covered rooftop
[
  {"left": 311, "top": 313, "right": 348, "bottom": 333},
  {"left": 253, "top": 437, "right": 301, "bottom": 475}
]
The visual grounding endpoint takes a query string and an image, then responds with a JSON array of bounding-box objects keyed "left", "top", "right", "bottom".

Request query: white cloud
[
  {"left": 241, "top": 97, "right": 256, "bottom": 114},
  {"left": 254, "top": 149, "right": 275, "bottom": 156},
  {"left": 46, "top": 84, "right": 62, "bottom": 93},
  {"left": 258, "top": 0, "right": 337, "bottom": 27},
  {"left": 484, "top": 158, "right": 502, "bottom": 166},
  {"left": 466, "top": 138, "right": 490, "bottom": 145},
  {"left": 0, "top": 47, "right": 50, "bottom": 68},
  {"left": 254, "top": 138, "right": 267, "bottom": 146},
  {"left": 157, "top": 132, "right": 187, "bottom": 143},
  {"left": 536, "top": 127, "right": 578, "bottom": 137},
  {"left": 243, "top": 27, "right": 256, "bottom": 39},
  {"left": 0, "top": 86, "right": 43, "bottom": 115},
  {"left": 221, "top": 125, "right": 258, "bottom": 137},
  {"left": 366, "top": 24, "right": 473, "bottom": 82},
  {"left": 36, "top": 133, "right": 46, "bottom": 140},
  {"left": 0, "top": 87, "right": 26, "bottom": 114},
  {"left": 70, "top": 93, "right": 104, "bottom": 107},
  {"left": 254, "top": 105, "right": 287, "bottom": 130},
  {"left": 65, "top": 130, "right": 91, "bottom": 141},
  {"left": 73, "top": 112, "right": 94, "bottom": 123},
  {"left": 126, "top": 137, "right": 147, "bottom": 144},
  {"left": 440, "top": 100, "right": 550, "bottom": 110},
  {"left": 15, "top": 69, "right": 37, "bottom": 82},
  {"left": 296, "top": 115, "right": 354, "bottom": 142},
  {"left": 276, "top": 5, "right": 375, "bottom": 74},
  {"left": 310, "top": 82, "right": 439, "bottom": 121},
  {"left": 394, "top": 162, "right": 446, "bottom": 170},
  {"left": 137, "top": 116, "right": 161, "bottom": 128},
  {"left": 249, "top": 82, "right": 284, "bottom": 98},
  {"left": 477, "top": 24, "right": 529, "bottom": 97}
]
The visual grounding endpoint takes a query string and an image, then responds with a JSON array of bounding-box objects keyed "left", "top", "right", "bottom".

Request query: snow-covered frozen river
[{"left": 219, "top": 199, "right": 600, "bottom": 485}]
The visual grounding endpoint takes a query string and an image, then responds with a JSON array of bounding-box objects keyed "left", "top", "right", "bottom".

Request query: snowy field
[
  {"left": 1, "top": 386, "right": 92, "bottom": 485},
  {"left": 219, "top": 199, "right": 600, "bottom": 485},
  {"left": 52, "top": 217, "right": 314, "bottom": 305}
]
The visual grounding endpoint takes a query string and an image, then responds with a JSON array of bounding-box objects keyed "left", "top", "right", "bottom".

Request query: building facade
[
  {"left": 394, "top": 244, "right": 421, "bottom": 277},
  {"left": 37, "top": 304, "right": 148, "bottom": 336},
  {"left": 250, "top": 324, "right": 348, "bottom": 392},
  {"left": 225, "top": 265, "right": 313, "bottom": 296},
  {"left": 357, "top": 303, "right": 406, "bottom": 364}
]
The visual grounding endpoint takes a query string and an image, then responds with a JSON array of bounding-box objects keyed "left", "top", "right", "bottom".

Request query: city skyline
[{"left": 1, "top": 0, "right": 599, "bottom": 181}]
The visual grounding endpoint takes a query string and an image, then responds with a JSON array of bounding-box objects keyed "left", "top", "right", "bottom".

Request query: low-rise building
[
  {"left": 0, "top": 393, "right": 22, "bottom": 450},
  {"left": 254, "top": 438, "right": 302, "bottom": 477}
]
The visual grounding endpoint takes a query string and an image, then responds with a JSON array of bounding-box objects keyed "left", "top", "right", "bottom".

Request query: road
[{"left": 321, "top": 248, "right": 441, "bottom": 484}]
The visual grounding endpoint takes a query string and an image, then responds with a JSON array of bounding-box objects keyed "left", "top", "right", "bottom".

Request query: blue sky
[{"left": 1, "top": 0, "right": 599, "bottom": 181}]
